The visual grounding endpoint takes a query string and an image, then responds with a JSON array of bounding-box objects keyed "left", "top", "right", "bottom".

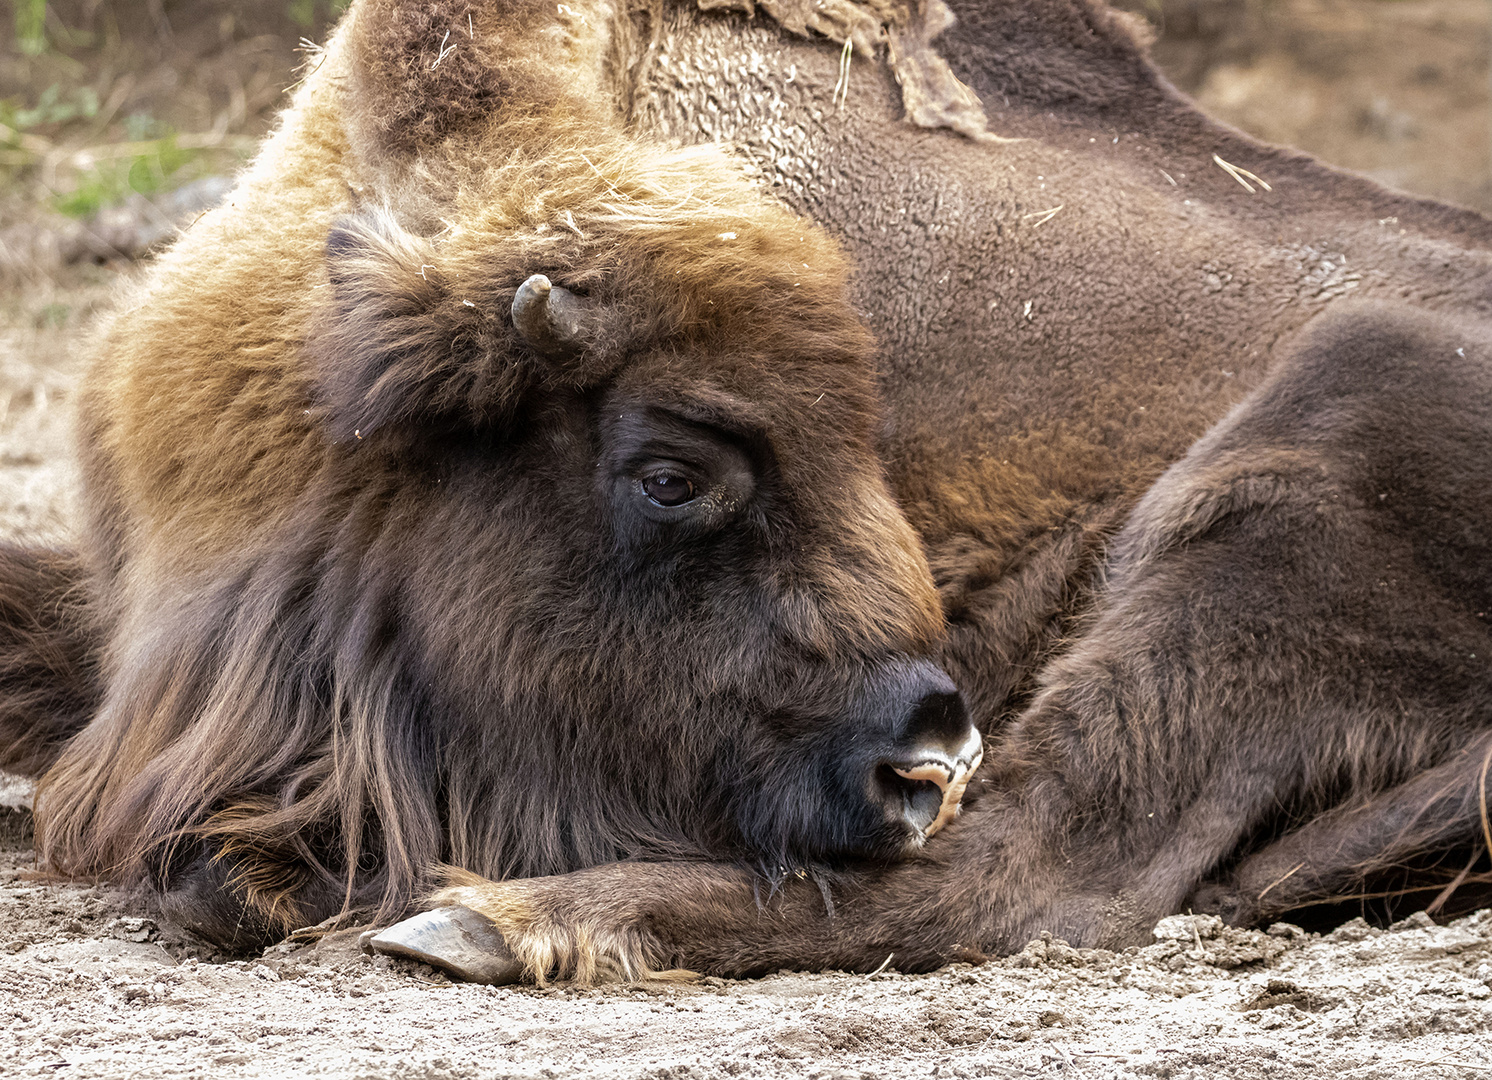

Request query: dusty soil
[
  {"left": 4, "top": 1, "right": 1492, "bottom": 1077},
  {"left": 3, "top": 795, "right": 1492, "bottom": 1079}
]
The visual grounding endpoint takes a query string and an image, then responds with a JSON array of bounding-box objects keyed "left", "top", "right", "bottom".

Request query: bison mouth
[{"left": 879, "top": 728, "right": 984, "bottom": 842}]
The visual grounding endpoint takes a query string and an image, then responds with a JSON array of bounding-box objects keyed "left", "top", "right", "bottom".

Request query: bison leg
[
  {"left": 373, "top": 857, "right": 995, "bottom": 984},
  {"left": 372, "top": 863, "right": 761, "bottom": 984},
  {"left": 950, "top": 302, "right": 1492, "bottom": 944},
  {"left": 1191, "top": 730, "right": 1492, "bottom": 926},
  {"left": 861, "top": 307, "right": 1492, "bottom": 958},
  {"left": 375, "top": 774, "right": 1091, "bottom": 983},
  {"left": 0, "top": 544, "right": 99, "bottom": 777}
]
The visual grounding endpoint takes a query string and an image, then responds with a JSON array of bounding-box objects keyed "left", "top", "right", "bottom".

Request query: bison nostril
[
  {"left": 876, "top": 765, "right": 946, "bottom": 835},
  {"left": 882, "top": 726, "right": 984, "bottom": 842},
  {"left": 892, "top": 759, "right": 954, "bottom": 792}
]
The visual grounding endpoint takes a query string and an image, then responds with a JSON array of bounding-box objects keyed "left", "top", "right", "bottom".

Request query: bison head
[{"left": 302, "top": 141, "right": 980, "bottom": 895}]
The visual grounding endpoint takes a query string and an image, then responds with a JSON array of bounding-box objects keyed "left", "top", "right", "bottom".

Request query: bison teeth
[{"left": 363, "top": 906, "right": 524, "bottom": 984}]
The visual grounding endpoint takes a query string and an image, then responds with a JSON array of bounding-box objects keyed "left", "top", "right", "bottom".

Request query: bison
[{"left": 3, "top": 0, "right": 1492, "bottom": 979}]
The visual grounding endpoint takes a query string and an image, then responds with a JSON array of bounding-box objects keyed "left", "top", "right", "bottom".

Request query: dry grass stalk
[
  {"left": 1425, "top": 845, "right": 1484, "bottom": 915},
  {"left": 1021, "top": 205, "right": 1063, "bottom": 228},
  {"left": 1213, "top": 154, "right": 1273, "bottom": 193},
  {"left": 1479, "top": 742, "right": 1492, "bottom": 854},
  {"left": 834, "top": 38, "right": 853, "bottom": 112},
  {"left": 1256, "top": 860, "right": 1306, "bottom": 902},
  {"left": 1289, "top": 871, "right": 1492, "bottom": 910}
]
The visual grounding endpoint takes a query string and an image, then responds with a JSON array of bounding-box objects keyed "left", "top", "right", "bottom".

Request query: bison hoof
[{"left": 364, "top": 906, "right": 524, "bottom": 984}]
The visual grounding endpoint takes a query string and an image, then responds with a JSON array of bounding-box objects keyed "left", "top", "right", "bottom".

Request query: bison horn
[
  {"left": 362, "top": 906, "right": 524, "bottom": 984},
  {"left": 511, "top": 273, "right": 595, "bottom": 359}
]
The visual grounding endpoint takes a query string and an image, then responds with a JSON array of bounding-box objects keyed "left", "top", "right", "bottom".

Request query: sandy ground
[
  {"left": 1138, "top": 0, "right": 1492, "bottom": 212},
  {"left": 0, "top": 261, "right": 97, "bottom": 541},
  {"left": 4, "top": 1, "right": 1492, "bottom": 1076},
  {"left": 3, "top": 796, "right": 1492, "bottom": 1079}
]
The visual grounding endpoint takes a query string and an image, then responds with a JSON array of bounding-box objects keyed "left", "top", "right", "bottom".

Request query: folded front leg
[
  {"left": 1190, "top": 731, "right": 1492, "bottom": 926},
  {"left": 373, "top": 854, "right": 997, "bottom": 984}
]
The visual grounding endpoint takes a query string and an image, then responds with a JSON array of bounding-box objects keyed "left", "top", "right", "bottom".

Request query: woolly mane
[{"left": 340, "top": 0, "right": 995, "bottom": 157}]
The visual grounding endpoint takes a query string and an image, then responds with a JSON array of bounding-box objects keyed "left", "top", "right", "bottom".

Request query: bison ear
[{"left": 310, "top": 207, "right": 527, "bottom": 443}]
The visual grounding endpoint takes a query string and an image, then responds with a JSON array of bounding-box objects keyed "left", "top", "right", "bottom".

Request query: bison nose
[{"left": 875, "top": 664, "right": 983, "bottom": 842}]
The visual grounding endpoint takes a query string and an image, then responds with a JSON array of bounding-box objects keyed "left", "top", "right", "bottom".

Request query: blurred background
[
  {"left": 0, "top": 0, "right": 1487, "bottom": 539},
  {"left": 2, "top": 0, "right": 1489, "bottom": 262},
  {"left": 1121, "top": 0, "right": 1492, "bottom": 211}
]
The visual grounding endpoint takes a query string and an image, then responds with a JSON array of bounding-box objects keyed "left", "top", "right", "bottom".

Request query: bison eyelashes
[{"left": 641, "top": 473, "right": 697, "bottom": 507}]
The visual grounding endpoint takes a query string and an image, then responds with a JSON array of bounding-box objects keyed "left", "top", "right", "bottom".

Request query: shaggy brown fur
[
  {"left": 0, "top": 546, "right": 98, "bottom": 776},
  {"left": 395, "top": 0, "right": 1492, "bottom": 980},
  {"left": 432, "top": 302, "right": 1492, "bottom": 982}
]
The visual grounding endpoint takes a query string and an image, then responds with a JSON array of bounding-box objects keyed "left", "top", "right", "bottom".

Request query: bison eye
[{"left": 641, "top": 472, "right": 697, "bottom": 507}]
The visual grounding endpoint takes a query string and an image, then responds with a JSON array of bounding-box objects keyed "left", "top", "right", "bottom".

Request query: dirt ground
[
  {"left": 1132, "top": 0, "right": 1492, "bottom": 213},
  {"left": 3, "top": 1, "right": 1492, "bottom": 1077},
  {"left": 4, "top": 796, "right": 1491, "bottom": 1079}
]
